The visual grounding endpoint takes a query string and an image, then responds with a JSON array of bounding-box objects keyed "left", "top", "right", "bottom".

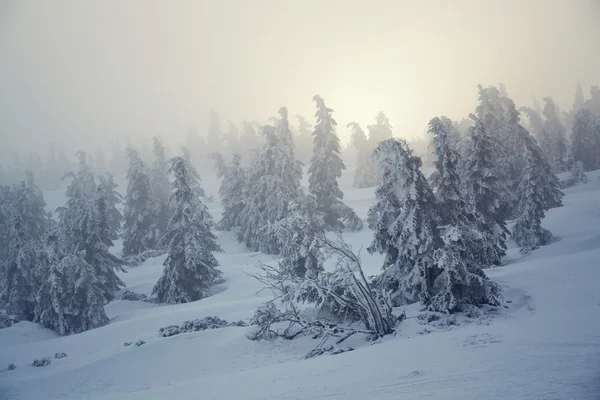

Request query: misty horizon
[{"left": 1, "top": 0, "right": 600, "bottom": 158}]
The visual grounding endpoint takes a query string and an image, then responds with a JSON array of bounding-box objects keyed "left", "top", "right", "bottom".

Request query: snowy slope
[{"left": 1, "top": 171, "right": 600, "bottom": 399}]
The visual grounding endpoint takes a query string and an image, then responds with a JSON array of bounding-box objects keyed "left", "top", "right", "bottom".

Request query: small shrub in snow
[
  {"left": 135, "top": 340, "right": 145, "bottom": 347},
  {"left": 54, "top": 352, "right": 67, "bottom": 359},
  {"left": 32, "top": 358, "right": 51, "bottom": 367},
  {"left": 118, "top": 290, "right": 148, "bottom": 301},
  {"left": 330, "top": 347, "right": 354, "bottom": 356},
  {"left": 158, "top": 316, "right": 247, "bottom": 338},
  {"left": 123, "top": 342, "right": 132, "bottom": 346},
  {"left": 305, "top": 345, "right": 355, "bottom": 359},
  {"left": 7, "top": 363, "right": 16, "bottom": 371}
]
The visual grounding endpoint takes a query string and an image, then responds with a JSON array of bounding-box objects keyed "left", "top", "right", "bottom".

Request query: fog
[{"left": 1, "top": 0, "right": 599, "bottom": 157}]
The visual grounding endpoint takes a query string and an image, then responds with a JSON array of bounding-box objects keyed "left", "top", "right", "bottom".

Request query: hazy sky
[{"left": 1, "top": 0, "right": 599, "bottom": 158}]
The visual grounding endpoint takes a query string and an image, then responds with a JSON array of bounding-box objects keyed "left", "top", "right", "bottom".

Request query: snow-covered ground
[{"left": 1, "top": 171, "right": 600, "bottom": 400}]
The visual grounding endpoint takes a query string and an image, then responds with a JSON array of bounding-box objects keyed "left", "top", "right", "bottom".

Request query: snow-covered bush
[
  {"left": 563, "top": 161, "right": 588, "bottom": 188},
  {"left": 118, "top": 290, "right": 148, "bottom": 301},
  {"left": 159, "top": 316, "right": 247, "bottom": 338},
  {"left": 54, "top": 352, "right": 67, "bottom": 359},
  {"left": 32, "top": 358, "right": 51, "bottom": 367},
  {"left": 7, "top": 363, "right": 16, "bottom": 371},
  {"left": 123, "top": 249, "right": 167, "bottom": 268},
  {"left": 135, "top": 340, "right": 145, "bottom": 347}
]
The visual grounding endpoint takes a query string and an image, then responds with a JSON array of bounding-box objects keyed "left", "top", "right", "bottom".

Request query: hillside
[{"left": 1, "top": 171, "right": 599, "bottom": 400}]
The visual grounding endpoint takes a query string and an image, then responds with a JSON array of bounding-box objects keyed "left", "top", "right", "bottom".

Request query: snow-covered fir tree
[
  {"left": 237, "top": 110, "right": 303, "bottom": 253},
  {"left": 152, "top": 157, "right": 222, "bottom": 304},
  {"left": 347, "top": 122, "right": 377, "bottom": 188},
  {"left": 97, "top": 173, "right": 123, "bottom": 240},
  {"left": 34, "top": 253, "right": 109, "bottom": 335},
  {"left": 308, "top": 95, "right": 362, "bottom": 231},
  {"left": 273, "top": 193, "right": 325, "bottom": 279},
  {"left": 0, "top": 214, "right": 43, "bottom": 321},
  {"left": 427, "top": 117, "right": 504, "bottom": 312},
  {"left": 225, "top": 121, "right": 241, "bottom": 156},
  {"left": 151, "top": 136, "right": 173, "bottom": 234},
  {"left": 180, "top": 146, "right": 205, "bottom": 197},
  {"left": 571, "top": 108, "right": 600, "bottom": 171},
  {"left": 295, "top": 115, "right": 314, "bottom": 164},
  {"left": 368, "top": 139, "right": 440, "bottom": 306},
  {"left": 11, "top": 172, "right": 49, "bottom": 241},
  {"left": 80, "top": 184, "right": 126, "bottom": 301},
  {"left": 512, "top": 127, "right": 564, "bottom": 250},
  {"left": 542, "top": 97, "right": 569, "bottom": 172},
  {"left": 464, "top": 115, "right": 508, "bottom": 266},
  {"left": 122, "top": 147, "right": 160, "bottom": 256},
  {"left": 216, "top": 153, "right": 246, "bottom": 231},
  {"left": 367, "top": 112, "right": 393, "bottom": 146}
]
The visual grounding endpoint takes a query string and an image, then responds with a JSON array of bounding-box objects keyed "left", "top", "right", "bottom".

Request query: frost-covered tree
[
  {"left": 427, "top": 117, "right": 504, "bottom": 312},
  {"left": 122, "top": 147, "right": 160, "bottom": 256},
  {"left": 571, "top": 108, "right": 600, "bottom": 171},
  {"left": 512, "top": 128, "right": 564, "bottom": 250},
  {"left": 97, "top": 173, "right": 123, "bottom": 240},
  {"left": 519, "top": 106, "right": 545, "bottom": 141},
  {"left": 295, "top": 115, "right": 313, "bottom": 164},
  {"left": 80, "top": 185, "right": 126, "bottom": 301},
  {"left": 64, "top": 151, "right": 96, "bottom": 203},
  {"left": 464, "top": 115, "right": 508, "bottom": 266},
  {"left": 151, "top": 136, "right": 173, "bottom": 234},
  {"left": 542, "top": 97, "right": 569, "bottom": 172},
  {"left": 368, "top": 139, "right": 440, "bottom": 306},
  {"left": 308, "top": 95, "right": 362, "bottom": 231},
  {"left": 273, "top": 194, "right": 325, "bottom": 279},
  {"left": 225, "top": 121, "right": 241, "bottom": 156},
  {"left": 216, "top": 153, "right": 246, "bottom": 231},
  {"left": 11, "top": 172, "right": 49, "bottom": 241},
  {"left": 237, "top": 111, "right": 304, "bottom": 253},
  {"left": 0, "top": 214, "right": 43, "bottom": 321},
  {"left": 584, "top": 86, "right": 600, "bottom": 117},
  {"left": 180, "top": 146, "right": 205, "bottom": 197},
  {"left": 347, "top": 122, "right": 377, "bottom": 188},
  {"left": 152, "top": 157, "right": 222, "bottom": 304},
  {"left": 367, "top": 112, "right": 393, "bottom": 146},
  {"left": 240, "top": 121, "right": 262, "bottom": 163},
  {"left": 34, "top": 253, "right": 109, "bottom": 335}
]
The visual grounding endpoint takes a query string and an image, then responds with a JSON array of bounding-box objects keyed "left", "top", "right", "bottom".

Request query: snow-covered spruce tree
[
  {"left": 0, "top": 214, "right": 44, "bottom": 321},
  {"left": 295, "top": 115, "right": 314, "bottom": 164},
  {"left": 427, "top": 117, "right": 504, "bottom": 312},
  {"left": 122, "top": 147, "right": 160, "bottom": 256},
  {"left": 571, "top": 108, "right": 600, "bottom": 171},
  {"left": 464, "top": 115, "right": 508, "bottom": 266},
  {"left": 519, "top": 106, "right": 546, "bottom": 142},
  {"left": 80, "top": 184, "right": 126, "bottom": 301},
  {"left": 237, "top": 109, "right": 303, "bottom": 254},
  {"left": 224, "top": 121, "right": 241, "bottom": 156},
  {"left": 97, "top": 173, "right": 123, "bottom": 240},
  {"left": 180, "top": 146, "right": 205, "bottom": 197},
  {"left": 542, "top": 97, "right": 569, "bottom": 173},
  {"left": 64, "top": 151, "right": 96, "bottom": 202},
  {"left": 151, "top": 136, "right": 173, "bottom": 234},
  {"left": 367, "top": 139, "right": 440, "bottom": 306},
  {"left": 34, "top": 253, "right": 109, "bottom": 335},
  {"left": 152, "top": 157, "right": 222, "bottom": 304},
  {"left": 512, "top": 127, "right": 564, "bottom": 250},
  {"left": 216, "top": 153, "right": 246, "bottom": 231},
  {"left": 273, "top": 193, "right": 325, "bottom": 279},
  {"left": 347, "top": 122, "right": 377, "bottom": 188},
  {"left": 367, "top": 112, "right": 393, "bottom": 146},
  {"left": 308, "top": 95, "right": 362, "bottom": 231},
  {"left": 10, "top": 172, "right": 49, "bottom": 241}
]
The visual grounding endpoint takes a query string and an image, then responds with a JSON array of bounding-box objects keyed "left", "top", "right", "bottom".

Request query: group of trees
[{"left": 2, "top": 82, "right": 598, "bottom": 337}]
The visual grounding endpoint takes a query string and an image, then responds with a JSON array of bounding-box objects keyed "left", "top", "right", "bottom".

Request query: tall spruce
[
  {"left": 571, "top": 108, "right": 600, "bottom": 171},
  {"left": 512, "top": 128, "right": 564, "bottom": 250},
  {"left": 152, "top": 157, "right": 222, "bottom": 304},
  {"left": 151, "top": 136, "right": 173, "bottom": 234},
  {"left": 122, "top": 147, "right": 160, "bottom": 256},
  {"left": 216, "top": 153, "right": 246, "bottom": 231},
  {"left": 308, "top": 95, "right": 362, "bottom": 231},
  {"left": 542, "top": 97, "right": 569, "bottom": 172},
  {"left": 97, "top": 173, "right": 123, "bottom": 240},
  {"left": 347, "top": 122, "right": 377, "bottom": 188},
  {"left": 368, "top": 139, "right": 440, "bottom": 306},
  {"left": 464, "top": 115, "right": 508, "bottom": 266}
]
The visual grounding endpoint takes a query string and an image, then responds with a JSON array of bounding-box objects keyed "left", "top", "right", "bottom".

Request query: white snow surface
[{"left": 1, "top": 171, "right": 600, "bottom": 399}]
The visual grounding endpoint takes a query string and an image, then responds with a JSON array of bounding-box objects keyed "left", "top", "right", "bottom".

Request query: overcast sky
[{"left": 1, "top": 0, "right": 599, "bottom": 158}]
